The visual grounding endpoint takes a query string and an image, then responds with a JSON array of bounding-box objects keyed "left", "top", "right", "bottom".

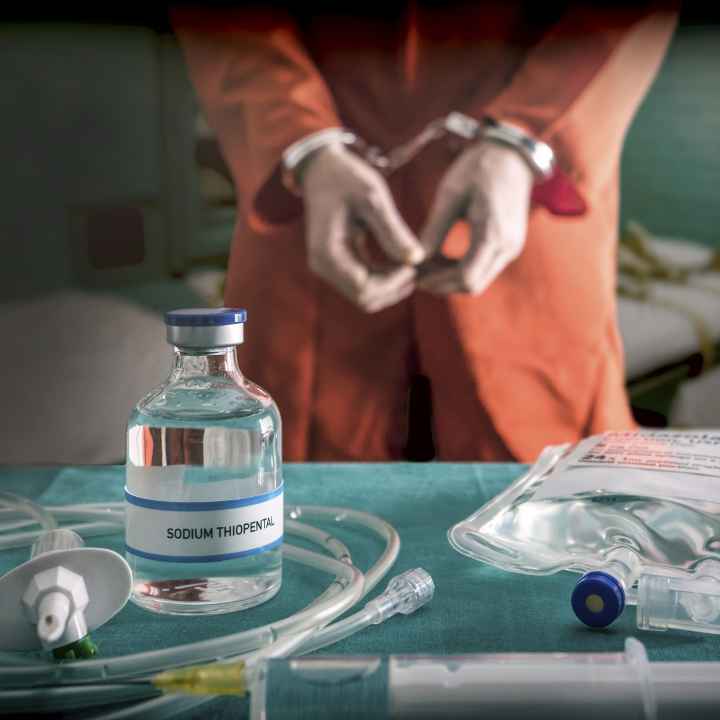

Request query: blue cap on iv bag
[
  {"left": 571, "top": 571, "right": 625, "bottom": 628},
  {"left": 165, "top": 308, "right": 247, "bottom": 348}
]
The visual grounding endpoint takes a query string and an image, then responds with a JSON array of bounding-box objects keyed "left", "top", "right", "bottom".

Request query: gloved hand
[
  {"left": 301, "top": 143, "right": 425, "bottom": 313},
  {"left": 418, "top": 141, "right": 533, "bottom": 295}
]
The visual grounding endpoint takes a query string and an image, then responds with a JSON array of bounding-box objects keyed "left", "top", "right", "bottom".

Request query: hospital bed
[{"left": 618, "top": 225, "right": 720, "bottom": 426}]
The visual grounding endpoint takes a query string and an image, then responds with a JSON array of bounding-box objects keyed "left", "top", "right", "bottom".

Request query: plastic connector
[
  {"left": 21, "top": 531, "right": 91, "bottom": 651},
  {"left": 366, "top": 568, "right": 435, "bottom": 625},
  {"left": 152, "top": 660, "right": 247, "bottom": 696},
  {"left": 22, "top": 565, "right": 90, "bottom": 649},
  {"left": 0, "top": 528, "right": 132, "bottom": 657},
  {"left": 637, "top": 570, "right": 720, "bottom": 636}
]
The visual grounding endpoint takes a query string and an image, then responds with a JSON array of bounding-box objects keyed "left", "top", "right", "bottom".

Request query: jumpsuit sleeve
[
  {"left": 482, "top": 3, "right": 678, "bottom": 215},
  {"left": 171, "top": 6, "right": 341, "bottom": 224}
]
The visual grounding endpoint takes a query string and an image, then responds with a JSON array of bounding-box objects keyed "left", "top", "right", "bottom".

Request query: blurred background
[{"left": 1, "top": 5, "right": 719, "bottom": 465}]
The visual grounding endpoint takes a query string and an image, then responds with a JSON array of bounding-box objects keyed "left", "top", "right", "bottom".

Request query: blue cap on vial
[
  {"left": 165, "top": 308, "right": 247, "bottom": 348},
  {"left": 165, "top": 308, "right": 247, "bottom": 326},
  {"left": 571, "top": 571, "right": 625, "bottom": 628}
]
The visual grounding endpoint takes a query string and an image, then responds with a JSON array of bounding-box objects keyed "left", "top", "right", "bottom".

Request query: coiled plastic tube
[
  {"left": 0, "top": 500, "right": 124, "bottom": 551},
  {"left": 286, "top": 505, "right": 401, "bottom": 595},
  {"left": 297, "top": 568, "right": 435, "bottom": 656},
  {"left": 0, "top": 497, "right": 401, "bottom": 702},
  {"left": 0, "top": 542, "right": 364, "bottom": 688},
  {"left": 0, "top": 491, "right": 57, "bottom": 532}
]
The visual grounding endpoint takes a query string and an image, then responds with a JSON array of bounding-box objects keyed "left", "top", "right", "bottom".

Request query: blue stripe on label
[
  {"left": 125, "top": 536, "right": 283, "bottom": 563},
  {"left": 124, "top": 484, "right": 283, "bottom": 511}
]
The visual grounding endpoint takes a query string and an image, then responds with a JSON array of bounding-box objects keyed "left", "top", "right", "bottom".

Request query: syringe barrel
[
  {"left": 251, "top": 644, "right": 720, "bottom": 720},
  {"left": 390, "top": 659, "right": 644, "bottom": 719}
]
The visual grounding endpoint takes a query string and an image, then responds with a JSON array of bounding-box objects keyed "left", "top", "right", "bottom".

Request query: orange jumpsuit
[{"left": 173, "top": 3, "right": 677, "bottom": 461}]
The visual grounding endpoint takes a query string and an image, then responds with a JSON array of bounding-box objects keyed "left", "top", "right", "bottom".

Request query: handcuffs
[
  {"left": 281, "top": 113, "right": 556, "bottom": 276},
  {"left": 281, "top": 112, "right": 555, "bottom": 194}
]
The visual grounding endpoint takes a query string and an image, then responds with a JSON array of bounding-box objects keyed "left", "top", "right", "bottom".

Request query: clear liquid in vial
[{"left": 126, "top": 377, "right": 282, "bottom": 616}]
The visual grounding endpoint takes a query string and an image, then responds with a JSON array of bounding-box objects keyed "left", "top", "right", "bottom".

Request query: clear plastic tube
[
  {"left": 0, "top": 491, "right": 57, "bottom": 532},
  {"left": 81, "top": 511, "right": 400, "bottom": 720},
  {"left": 88, "top": 693, "right": 202, "bottom": 720},
  {"left": 297, "top": 569, "right": 434, "bottom": 656},
  {"left": 285, "top": 518, "right": 353, "bottom": 604},
  {"left": 0, "top": 683, "right": 160, "bottom": 713},
  {"left": 0, "top": 504, "right": 123, "bottom": 535},
  {"left": 90, "top": 630, "right": 321, "bottom": 720},
  {"left": 297, "top": 605, "right": 379, "bottom": 657},
  {"left": 12, "top": 630, "right": 325, "bottom": 720},
  {"left": 116, "top": 567, "right": 435, "bottom": 719},
  {"left": 0, "top": 517, "right": 43, "bottom": 532},
  {"left": 286, "top": 505, "right": 401, "bottom": 594},
  {"left": 0, "top": 522, "right": 121, "bottom": 551},
  {"left": 0, "top": 502, "right": 123, "bottom": 551},
  {"left": 0, "top": 650, "right": 46, "bottom": 665},
  {"left": 286, "top": 519, "right": 352, "bottom": 564},
  {"left": 0, "top": 543, "right": 363, "bottom": 713},
  {"left": 0, "top": 506, "right": 123, "bottom": 527},
  {"left": 0, "top": 542, "right": 363, "bottom": 688},
  {"left": 0, "top": 567, "right": 433, "bottom": 717},
  {"left": 0, "top": 501, "right": 399, "bottom": 688},
  {"left": 604, "top": 548, "right": 642, "bottom": 590},
  {"left": 0, "top": 511, "right": 358, "bottom": 618},
  {"left": 0, "top": 495, "right": 401, "bottom": 720},
  {"left": 637, "top": 561, "right": 720, "bottom": 635}
]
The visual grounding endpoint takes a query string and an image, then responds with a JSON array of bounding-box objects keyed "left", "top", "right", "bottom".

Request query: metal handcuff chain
[{"left": 346, "top": 114, "right": 481, "bottom": 274}]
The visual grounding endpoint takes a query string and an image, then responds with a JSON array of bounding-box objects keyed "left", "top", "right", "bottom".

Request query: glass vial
[{"left": 125, "top": 308, "right": 282, "bottom": 615}]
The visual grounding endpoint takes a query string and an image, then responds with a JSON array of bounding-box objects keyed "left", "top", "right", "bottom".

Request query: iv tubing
[
  {"left": 0, "top": 501, "right": 123, "bottom": 550},
  {"left": 0, "top": 544, "right": 364, "bottom": 687},
  {"left": 295, "top": 602, "right": 383, "bottom": 656},
  {"left": 0, "top": 498, "right": 400, "bottom": 693},
  {"left": 0, "top": 491, "right": 57, "bottom": 532},
  {"left": 90, "top": 568, "right": 435, "bottom": 717},
  {"left": 287, "top": 505, "right": 401, "bottom": 595},
  {"left": 93, "top": 628, "right": 322, "bottom": 720},
  {"left": 0, "top": 523, "right": 122, "bottom": 551}
]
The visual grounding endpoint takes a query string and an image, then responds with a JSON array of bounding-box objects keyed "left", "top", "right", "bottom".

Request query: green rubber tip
[{"left": 52, "top": 634, "right": 98, "bottom": 661}]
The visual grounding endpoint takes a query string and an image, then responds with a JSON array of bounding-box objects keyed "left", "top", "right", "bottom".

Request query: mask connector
[{"left": 0, "top": 528, "right": 131, "bottom": 658}]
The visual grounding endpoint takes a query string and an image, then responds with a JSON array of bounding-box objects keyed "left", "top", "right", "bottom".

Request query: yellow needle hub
[{"left": 152, "top": 660, "right": 247, "bottom": 696}]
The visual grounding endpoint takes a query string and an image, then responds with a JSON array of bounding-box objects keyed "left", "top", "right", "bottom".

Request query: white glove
[
  {"left": 418, "top": 141, "right": 533, "bottom": 294},
  {"left": 301, "top": 143, "right": 425, "bottom": 313}
]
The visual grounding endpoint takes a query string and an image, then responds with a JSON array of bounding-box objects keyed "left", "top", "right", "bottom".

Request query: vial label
[
  {"left": 571, "top": 431, "right": 720, "bottom": 478},
  {"left": 534, "top": 431, "right": 720, "bottom": 504},
  {"left": 125, "top": 485, "right": 283, "bottom": 562}
]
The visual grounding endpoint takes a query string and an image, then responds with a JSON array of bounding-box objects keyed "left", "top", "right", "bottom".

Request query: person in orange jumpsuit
[{"left": 172, "top": 3, "right": 678, "bottom": 462}]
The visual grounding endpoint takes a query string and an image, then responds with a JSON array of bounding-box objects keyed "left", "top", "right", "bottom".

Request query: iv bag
[{"left": 449, "top": 431, "right": 720, "bottom": 604}]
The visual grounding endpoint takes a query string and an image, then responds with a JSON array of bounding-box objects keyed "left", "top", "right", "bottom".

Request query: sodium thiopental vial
[{"left": 125, "top": 308, "right": 283, "bottom": 615}]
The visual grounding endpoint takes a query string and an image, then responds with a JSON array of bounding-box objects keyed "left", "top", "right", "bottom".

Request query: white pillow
[
  {"left": 670, "top": 367, "right": 720, "bottom": 429},
  {"left": 0, "top": 291, "right": 170, "bottom": 464}
]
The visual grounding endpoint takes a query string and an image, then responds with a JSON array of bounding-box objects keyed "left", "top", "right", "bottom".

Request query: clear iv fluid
[
  {"left": 479, "top": 492, "right": 720, "bottom": 580},
  {"left": 126, "top": 311, "right": 282, "bottom": 616},
  {"left": 451, "top": 434, "right": 720, "bottom": 634}
]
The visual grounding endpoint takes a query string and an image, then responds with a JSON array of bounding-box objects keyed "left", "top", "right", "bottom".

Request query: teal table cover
[{"left": 2, "top": 463, "right": 719, "bottom": 718}]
